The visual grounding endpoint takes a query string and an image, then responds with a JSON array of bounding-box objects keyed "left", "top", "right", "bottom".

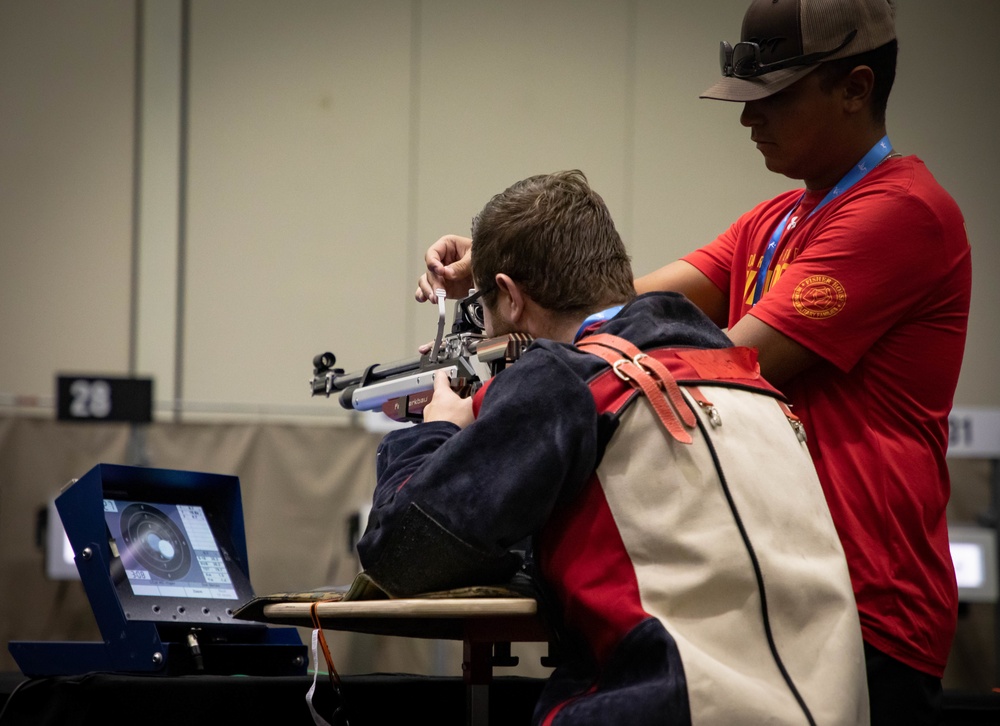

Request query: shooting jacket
[{"left": 357, "top": 292, "right": 868, "bottom": 725}]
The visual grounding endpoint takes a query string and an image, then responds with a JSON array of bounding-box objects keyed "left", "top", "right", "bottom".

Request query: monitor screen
[
  {"left": 949, "top": 524, "right": 998, "bottom": 603},
  {"left": 102, "top": 497, "right": 255, "bottom": 623}
]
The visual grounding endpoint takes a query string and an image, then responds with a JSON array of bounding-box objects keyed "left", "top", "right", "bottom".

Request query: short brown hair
[
  {"left": 470, "top": 170, "right": 634, "bottom": 315},
  {"left": 816, "top": 39, "right": 897, "bottom": 124}
]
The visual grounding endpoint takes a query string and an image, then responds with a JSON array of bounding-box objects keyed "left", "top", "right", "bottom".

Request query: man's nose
[{"left": 740, "top": 101, "right": 762, "bottom": 128}]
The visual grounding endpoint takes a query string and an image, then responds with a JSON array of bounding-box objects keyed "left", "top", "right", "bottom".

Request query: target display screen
[{"left": 104, "top": 499, "right": 239, "bottom": 601}]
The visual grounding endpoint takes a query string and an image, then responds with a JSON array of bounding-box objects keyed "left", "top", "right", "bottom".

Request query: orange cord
[{"left": 310, "top": 600, "right": 344, "bottom": 694}]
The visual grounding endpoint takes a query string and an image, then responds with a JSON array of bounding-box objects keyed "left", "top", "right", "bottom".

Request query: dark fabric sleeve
[{"left": 356, "top": 347, "right": 598, "bottom": 597}]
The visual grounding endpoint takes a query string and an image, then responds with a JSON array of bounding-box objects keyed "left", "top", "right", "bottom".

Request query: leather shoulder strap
[{"left": 578, "top": 333, "right": 696, "bottom": 445}]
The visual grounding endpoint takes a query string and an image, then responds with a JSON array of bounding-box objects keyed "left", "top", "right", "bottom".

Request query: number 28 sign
[{"left": 56, "top": 376, "right": 153, "bottom": 423}]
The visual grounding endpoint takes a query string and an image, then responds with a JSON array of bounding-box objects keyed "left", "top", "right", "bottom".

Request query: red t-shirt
[{"left": 684, "top": 156, "right": 971, "bottom": 677}]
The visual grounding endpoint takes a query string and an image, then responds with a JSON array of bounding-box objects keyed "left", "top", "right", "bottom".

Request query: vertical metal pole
[
  {"left": 463, "top": 640, "right": 492, "bottom": 726},
  {"left": 129, "top": 0, "right": 144, "bottom": 378},
  {"left": 127, "top": 0, "right": 150, "bottom": 467},
  {"left": 173, "top": 0, "right": 191, "bottom": 422}
]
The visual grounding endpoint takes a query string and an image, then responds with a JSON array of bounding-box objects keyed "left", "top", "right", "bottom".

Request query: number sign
[
  {"left": 56, "top": 376, "right": 153, "bottom": 423},
  {"left": 947, "top": 407, "right": 1000, "bottom": 459}
]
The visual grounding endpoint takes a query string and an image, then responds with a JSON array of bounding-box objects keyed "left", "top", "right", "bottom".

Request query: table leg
[{"left": 463, "top": 640, "right": 493, "bottom": 726}]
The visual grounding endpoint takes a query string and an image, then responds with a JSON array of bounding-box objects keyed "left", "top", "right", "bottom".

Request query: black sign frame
[{"left": 56, "top": 376, "right": 153, "bottom": 423}]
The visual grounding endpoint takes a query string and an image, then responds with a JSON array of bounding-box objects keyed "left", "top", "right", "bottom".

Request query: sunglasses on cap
[{"left": 720, "top": 29, "right": 857, "bottom": 79}]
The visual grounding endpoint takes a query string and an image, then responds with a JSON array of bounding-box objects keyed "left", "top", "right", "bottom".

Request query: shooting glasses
[{"left": 459, "top": 289, "right": 486, "bottom": 332}]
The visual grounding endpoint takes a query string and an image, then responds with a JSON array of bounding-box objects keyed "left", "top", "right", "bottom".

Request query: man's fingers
[
  {"left": 417, "top": 236, "right": 474, "bottom": 302},
  {"left": 416, "top": 273, "right": 443, "bottom": 303},
  {"left": 433, "top": 369, "right": 453, "bottom": 392}
]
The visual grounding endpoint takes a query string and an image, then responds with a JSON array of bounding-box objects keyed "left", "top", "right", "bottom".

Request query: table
[{"left": 257, "top": 597, "right": 552, "bottom": 726}]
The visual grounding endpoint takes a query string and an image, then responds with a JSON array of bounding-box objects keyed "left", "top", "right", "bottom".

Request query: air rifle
[{"left": 312, "top": 290, "right": 531, "bottom": 422}]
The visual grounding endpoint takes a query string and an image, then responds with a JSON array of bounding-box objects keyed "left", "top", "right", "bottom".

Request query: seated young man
[{"left": 356, "top": 170, "right": 869, "bottom": 725}]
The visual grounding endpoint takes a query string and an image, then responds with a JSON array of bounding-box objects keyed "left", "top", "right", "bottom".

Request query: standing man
[
  {"left": 367, "top": 170, "right": 868, "bottom": 725},
  {"left": 415, "top": 2, "right": 971, "bottom": 723}
]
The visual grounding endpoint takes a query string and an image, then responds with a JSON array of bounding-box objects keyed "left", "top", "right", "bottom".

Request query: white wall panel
[
  {"left": 631, "top": 0, "right": 794, "bottom": 280},
  {"left": 0, "top": 1, "right": 135, "bottom": 397},
  {"left": 413, "top": 0, "right": 633, "bottom": 292},
  {"left": 183, "top": 0, "right": 413, "bottom": 414},
  {"left": 890, "top": 0, "right": 1000, "bottom": 405}
]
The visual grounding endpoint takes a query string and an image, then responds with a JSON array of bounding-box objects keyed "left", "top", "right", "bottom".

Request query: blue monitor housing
[{"left": 9, "top": 463, "right": 306, "bottom": 677}]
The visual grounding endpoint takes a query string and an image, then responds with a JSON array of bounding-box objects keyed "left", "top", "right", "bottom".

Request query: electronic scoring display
[
  {"left": 9, "top": 463, "right": 308, "bottom": 677},
  {"left": 104, "top": 499, "right": 239, "bottom": 601},
  {"left": 100, "top": 493, "right": 256, "bottom": 625}
]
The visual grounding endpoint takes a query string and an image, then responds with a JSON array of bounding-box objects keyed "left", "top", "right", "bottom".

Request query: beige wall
[
  {"left": 0, "top": 0, "right": 135, "bottom": 396},
  {"left": 1, "top": 0, "right": 995, "bottom": 416},
  {"left": 1, "top": 0, "right": 998, "bottom": 684}
]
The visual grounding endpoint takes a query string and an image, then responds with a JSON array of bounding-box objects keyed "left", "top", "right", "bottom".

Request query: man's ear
[
  {"left": 842, "top": 65, "right": 874, "bottom": 114},
  {"left": 494, "top": 273, "right": 525, "bottom": 324}
]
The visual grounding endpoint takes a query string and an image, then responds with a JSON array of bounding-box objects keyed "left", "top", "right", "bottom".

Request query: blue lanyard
[
  {"left": 575, "top": 305, "right": 624, "bottom": 341},
  {"left": 752, "top": 135, "right": 893, "bottom": 305}
]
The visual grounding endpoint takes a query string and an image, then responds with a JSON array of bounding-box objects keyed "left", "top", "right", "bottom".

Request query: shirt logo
[{"left": 792, "top": 275, "right": 847, "bottom": 319}]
